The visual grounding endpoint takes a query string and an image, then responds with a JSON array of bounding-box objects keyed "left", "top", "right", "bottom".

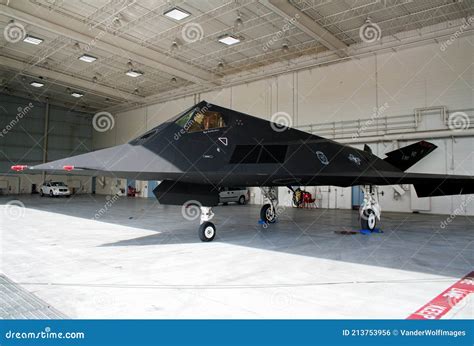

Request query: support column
[{"left": 41, "top": 98, "right": 50, "bottom": 182}]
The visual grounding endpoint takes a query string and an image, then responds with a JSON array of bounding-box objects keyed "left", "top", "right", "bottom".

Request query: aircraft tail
[{"left": 383, "top": 140, "right": 437, "bottom": 171}]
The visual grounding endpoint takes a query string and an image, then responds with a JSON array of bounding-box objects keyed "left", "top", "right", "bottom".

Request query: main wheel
[
  {"left": 361, "top": 208, "right": 377, "bottom": 231},
  {"left": 260, "top": 204, "right": 276, "bottom": 224},
  {"left": 238, "top": 195, "right": 246, "bottom": 205},
  {"left": 198, "top": 221, "right": 216, "bottom": 242}
]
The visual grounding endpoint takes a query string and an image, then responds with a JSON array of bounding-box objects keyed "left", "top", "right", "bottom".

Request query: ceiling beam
[
  {"left": 260, "top": 0, "right": 348, "bottom": 58},
  {"left": 0, "top": 3, "right": 220, "bottom": 86},
  {"left": 1, "top": 55, "right": 144, "bottom": 103}
]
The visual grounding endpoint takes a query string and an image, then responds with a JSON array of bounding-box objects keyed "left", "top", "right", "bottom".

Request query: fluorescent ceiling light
[
  {"left": 78, "top": 54, "right": 97, "bottom": 63},
  {"left": 218, "top": 35, "right": 240, "bottom": 46},
  {"left": 71, "top": 92, "right": 83, "bottom": 98},
  {"left": 164, "top": 7, "right": 190, "bottom": 21},
  {"left": 23, "top": 35, "right": 43, "bottom": 45},
  {"left": 125, "top": 70, "right": 143, "bottom": 78},
  {"left": 30, "top": 81, "right": 44, "bottom": 88}
]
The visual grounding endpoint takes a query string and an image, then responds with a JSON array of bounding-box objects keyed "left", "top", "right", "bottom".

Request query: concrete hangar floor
[{"left": 1, "top": 195, "right": 472, "bottom": 319}]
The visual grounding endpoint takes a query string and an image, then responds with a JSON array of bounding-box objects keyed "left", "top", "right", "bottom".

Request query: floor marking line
[{"left": 407, "top": 271, "right": 474, "bottom": 320}]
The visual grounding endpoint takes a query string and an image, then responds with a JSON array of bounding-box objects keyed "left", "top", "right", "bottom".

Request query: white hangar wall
[{"left": 93, "top": 36, "right": 474, "bottom": 216}]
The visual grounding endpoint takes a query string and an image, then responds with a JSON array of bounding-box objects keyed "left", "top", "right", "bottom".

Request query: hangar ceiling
[{"left": 0, "top": 0, "right": 472, "bottom": 113}]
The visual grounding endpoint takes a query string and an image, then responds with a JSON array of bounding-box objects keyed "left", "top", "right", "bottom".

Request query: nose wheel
[
  {"left": 198, "top": 206, "right": 216, "bottom": 242},
  {"left": 198, "top": 221, "right": 216, "bottom": 242}
]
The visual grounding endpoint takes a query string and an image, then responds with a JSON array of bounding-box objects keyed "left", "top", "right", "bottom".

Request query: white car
[
  {"left": 40, "top": 181, "right": 71, "bottom": 197},
  {"left": 219, "top": 187, "right": 249, "bottom": 205}
]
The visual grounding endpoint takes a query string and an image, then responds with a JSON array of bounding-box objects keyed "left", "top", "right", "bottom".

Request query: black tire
[
  {"left": 198, "top": 221, "right": 216, "bottom": 242},
  {"left": 238, "top": 195, "right": 246, "bottom": 205},
  {"left": 260, "top": 204, "right": 276, "bottom": 224},
  {"left": 361, "top": 208, "right": 377, "bottom": 231},
  {"left": 49, "top": 190, "right": 53, "bottom": 197}
]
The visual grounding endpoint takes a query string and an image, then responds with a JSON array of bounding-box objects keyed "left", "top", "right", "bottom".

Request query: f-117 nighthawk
[{"left": 12, "top": 101, "right": 474, "bottom": 241}]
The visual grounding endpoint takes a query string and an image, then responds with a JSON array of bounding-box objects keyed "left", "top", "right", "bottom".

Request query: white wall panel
[
  {"left": 199, "top": 88, "right": 232, "bottom": 109},
  {"left": 276, "top": 73, "right": 295, "bottom": 125},
  {"left": 231, "top": 79, "right": 270, "bottom": 119},
  {"left": 115, "top": 107, "right": 147, "bottom": 144}
]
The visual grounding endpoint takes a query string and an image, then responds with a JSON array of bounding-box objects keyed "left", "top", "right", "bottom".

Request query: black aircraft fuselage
[
  {"left": 17, "top": 101, "right": 474, "bottom": 241},
  {"left": 28, "top": 101, "right": 473, "bottom": 195}
]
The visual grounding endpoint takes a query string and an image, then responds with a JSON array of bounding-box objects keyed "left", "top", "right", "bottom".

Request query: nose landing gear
[
  {"left": 359, "top": 185, "right": 381, "bottom": 231},
  {"left": 198, "top": 206, "right": 216, "bottom": 242}
]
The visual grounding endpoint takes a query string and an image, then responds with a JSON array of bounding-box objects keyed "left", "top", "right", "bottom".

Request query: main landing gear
[
  {"left": 196, "top": 185, "right": 381, "bottom": 241},
  {"left": 260, "top": 187, "right": 278, "bottom": 225},
  {"left": 198, "top": 206, "right": 216, "bottom": 242},
  {"left": 359, "top": 185, "right": 381, "bottom": 231}
]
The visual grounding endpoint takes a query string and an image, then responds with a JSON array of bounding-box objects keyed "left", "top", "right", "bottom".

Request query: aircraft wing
[{"left": 12, "top": 156, "right": 473, "bottom": 198}]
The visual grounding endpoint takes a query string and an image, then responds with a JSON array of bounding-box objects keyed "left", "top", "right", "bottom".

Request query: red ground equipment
[
  {"left": 127, "top": 185, "right": 139, "bottom": 197},
  {"left": 292, "top": 188, "right": 317, "bottom": 208}
]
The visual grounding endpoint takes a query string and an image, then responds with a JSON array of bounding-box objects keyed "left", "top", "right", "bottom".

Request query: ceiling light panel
[
  {"left": 164, "top": 7, "right": 190, "bottom": 21},
  {"left": 218, "top": 35, "right": 240, "bottom": 46},
  {"left": 78, "top": 54, "right": 97, "bottom": 63}
]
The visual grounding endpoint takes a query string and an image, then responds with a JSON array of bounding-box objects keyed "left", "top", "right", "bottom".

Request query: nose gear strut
[{"left": 359, "top": 185, "right": 381, "bottom": 231}]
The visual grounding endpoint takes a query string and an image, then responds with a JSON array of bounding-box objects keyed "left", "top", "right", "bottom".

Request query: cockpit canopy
[
  {"left": 129, "top": 102, "right": 226, "bottom": 145},
  {"left": 175, "top": 107, "right": 227, "bottom": 133}
]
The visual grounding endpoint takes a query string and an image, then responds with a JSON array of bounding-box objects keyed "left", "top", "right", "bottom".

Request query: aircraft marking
[
  {"left": 316, "top": 151, "right": 329, "bottom": 165},
  {"left": 218, "top": 137, "right": 228, "bottom": 146}
]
